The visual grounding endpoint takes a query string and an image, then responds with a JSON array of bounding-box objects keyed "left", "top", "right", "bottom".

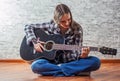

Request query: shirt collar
[{"left": 65, "top": 28, "right": 71, "bottom": 34}]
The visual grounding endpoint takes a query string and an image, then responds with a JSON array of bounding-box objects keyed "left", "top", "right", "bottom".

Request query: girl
[{"left": 24, "top": 4, "right": 101, "bottom": 76}]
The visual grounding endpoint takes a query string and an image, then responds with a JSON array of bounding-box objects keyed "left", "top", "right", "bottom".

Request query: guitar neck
[{"left": 53, "top": 44, "right": 99, "bottom": 52}]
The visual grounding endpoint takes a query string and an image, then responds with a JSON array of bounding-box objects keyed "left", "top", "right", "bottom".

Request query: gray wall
[{"left": 0, "top": 0, "right": 120, "bottom": 59}]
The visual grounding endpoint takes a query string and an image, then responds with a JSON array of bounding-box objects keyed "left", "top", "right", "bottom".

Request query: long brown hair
[{"left": 54, "top": 4, "right": 81, "bottom": 32}]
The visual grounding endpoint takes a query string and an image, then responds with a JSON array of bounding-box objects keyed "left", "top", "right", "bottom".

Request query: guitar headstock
[{"left": 99, "top": 47, "right": 117, "bottom": 55}]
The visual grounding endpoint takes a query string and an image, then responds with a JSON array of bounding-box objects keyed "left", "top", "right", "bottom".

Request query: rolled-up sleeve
[
  {"left": 24, "top": 21, "right": 52, "bottom": 45},
  {"left": 24, "top": 24, "right": 37, "bottom": 45}
]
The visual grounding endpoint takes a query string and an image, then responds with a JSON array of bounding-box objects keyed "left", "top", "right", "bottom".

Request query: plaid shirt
[{"left": 24, "top": 20, "right": 83, "bottom": 63}]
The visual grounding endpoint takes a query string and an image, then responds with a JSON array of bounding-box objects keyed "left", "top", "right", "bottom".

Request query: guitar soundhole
[{"left": 44, "top": 41, "right": 54, "bottom": 51}]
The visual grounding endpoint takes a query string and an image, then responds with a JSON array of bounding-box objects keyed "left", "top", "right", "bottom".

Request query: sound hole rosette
[{"left": 44, "top": 40, "right": 54, "bottom": 52}]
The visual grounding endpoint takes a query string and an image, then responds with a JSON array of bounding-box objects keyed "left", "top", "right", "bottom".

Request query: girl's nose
[{"left": 66, "top": 21, "right": 70, "bottom": 25}]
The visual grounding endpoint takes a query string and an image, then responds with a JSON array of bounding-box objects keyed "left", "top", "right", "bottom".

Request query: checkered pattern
[{"left": 24, "top": 20, "right": 83, "bottom": 63}]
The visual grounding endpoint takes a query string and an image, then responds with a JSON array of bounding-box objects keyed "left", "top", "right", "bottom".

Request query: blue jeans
[{"left": 31, "top": 56, "right": 101, "bottom": 76}]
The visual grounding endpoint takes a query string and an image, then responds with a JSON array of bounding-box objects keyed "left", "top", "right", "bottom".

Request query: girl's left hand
[{"left": 80, "top": 47, "right": 90, "bottom": 58}]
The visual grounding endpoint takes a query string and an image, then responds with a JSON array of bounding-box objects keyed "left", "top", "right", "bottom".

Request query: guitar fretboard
[{"left": 53, "top": 44, "right": 99, "bottom": 51}]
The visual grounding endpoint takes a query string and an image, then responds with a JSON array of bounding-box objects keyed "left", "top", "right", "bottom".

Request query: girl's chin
[{"left": 63, "top": 26, "right": 69, "bottom": 29}]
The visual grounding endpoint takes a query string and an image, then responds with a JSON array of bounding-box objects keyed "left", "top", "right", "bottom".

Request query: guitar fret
[{"left": 90, "top": 47, "right": 99, "bottom": 51}]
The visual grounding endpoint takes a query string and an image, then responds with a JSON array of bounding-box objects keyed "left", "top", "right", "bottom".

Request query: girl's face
[{"left": 59, "top": 13, "right": 71, "bottom": 29}]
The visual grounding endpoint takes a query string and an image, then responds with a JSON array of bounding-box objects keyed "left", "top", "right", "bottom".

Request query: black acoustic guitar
[{"left": 20, "top": 29, "right": 117, "bottom": 61}]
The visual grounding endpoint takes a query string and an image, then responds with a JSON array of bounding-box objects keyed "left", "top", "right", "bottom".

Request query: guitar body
[{"left": 20, "top": 29, "right": 64, "bottom": 61}]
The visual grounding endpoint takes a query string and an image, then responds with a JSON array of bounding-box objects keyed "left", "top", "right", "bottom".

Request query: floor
[{"left": 0, "top": 60, "right": 120, "bottom": 81}]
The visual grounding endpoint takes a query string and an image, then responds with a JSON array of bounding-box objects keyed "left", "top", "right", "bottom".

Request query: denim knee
[
  {"left": 90, "top": 56, "right": 101, "bottom": 71},
  {"left": 31, "top": 59, "right": 48, "bottom": 73}
]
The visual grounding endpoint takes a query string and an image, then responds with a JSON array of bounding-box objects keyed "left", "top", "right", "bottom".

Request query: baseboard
[
  {"left": 0, "top": 59, "right": 120, "bottom": 63},
  {"left": 100, "top": 59, "right": 120, "bottom": 63},
  {"left": 0, "top": 59, "right": 26, "bottom": 63}
]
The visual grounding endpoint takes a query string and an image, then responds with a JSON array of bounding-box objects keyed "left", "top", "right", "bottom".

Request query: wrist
[{"left": 32, "top": 38, "right": 37, "bottom": 44}]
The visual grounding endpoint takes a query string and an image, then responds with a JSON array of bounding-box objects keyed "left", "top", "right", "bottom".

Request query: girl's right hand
[
  {"left": 33, "top": 42, "right": 44, "bottom": 52},
  {"left": 32, "top": 38, "right": 45, "bottom": 53}
]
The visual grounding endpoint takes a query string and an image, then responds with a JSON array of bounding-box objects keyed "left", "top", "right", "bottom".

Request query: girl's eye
[
  {"left": 61, "top": 19, "right": 71, "bottom": 23},
  {"left": 61, "top": 21, "right": 66, "bottom": 23}
]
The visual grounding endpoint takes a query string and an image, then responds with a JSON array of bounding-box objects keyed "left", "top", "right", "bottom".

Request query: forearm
[{"left": 24, "top": 24, "right": 36, "bottom": 45}]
